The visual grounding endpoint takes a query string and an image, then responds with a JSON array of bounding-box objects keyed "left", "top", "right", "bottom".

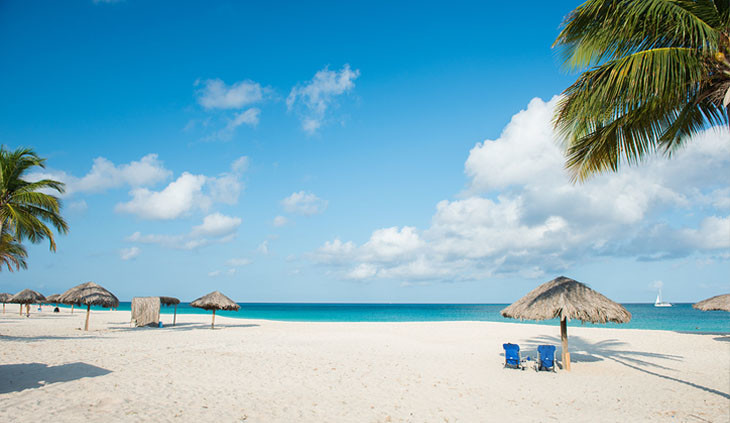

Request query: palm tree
[
  {"left": 0, "top": 225, "right": 27, "bottom": 271},
  {"left": 553, "top": 0, "right": 729, "bottom": 182},
  {"left": 0, "top": 146, "right": 68, "bottom": 256}
]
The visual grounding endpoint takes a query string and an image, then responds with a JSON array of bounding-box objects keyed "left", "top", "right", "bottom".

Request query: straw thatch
[
  {"left": 501, "top": 276, "right": 630, "bottom": 372},
  {"left": 191, "top": 291, "right": 239, "bottom": 311},
  {"left": 159, "top": 296, "right": 180, "bottom": 306},
  {"left": 58, "top": 282, "right": 119, "bottom": 331},
  {"left": 693, "top": 294, "right": 730, "bottom": 312},
  {"left": 0, "top": 292, "right": 9, "bottom": 314},
  {"left": 159, "top": 296, "right": 180, "bottom": 326},
  {"left": 500, "top": 276, "right": 631, "bottom": 324},
  {"left": 58, "top": 282, "right": 119, "bottom": 308},
  {"left": 45, "top": 294, "right": 60, "bottom": 303},
  {"left": 10, "top": 289, "right": 46, "bottom": 304},
  {"left": 191, "top": 291, "right": 239, "bottom": 329},
  {"left": 131, "top": 297, "right": 161, "bottom": 327}
]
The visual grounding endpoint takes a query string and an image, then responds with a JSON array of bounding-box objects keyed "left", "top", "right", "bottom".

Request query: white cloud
[
  {"left": 282, "top": 191, "right": 328, "bottom": 215},
  {"left": 127, "top": 213, "right": 242, "bottom": 251},
  {"left": 116, "top": 156, "right": 248, "bottom": 220},
  {"left": 196, "top": 79, "right": 263, "bottom": 110},
  {"left": 226, "top": 257, "right": 252, "bottom": 267},
  {"left": 312, "top": 96, "right": 730, "bottom": 281},
  {"left": 120, "top": 246, "right": 140, "bottom": 261},
  {"left": 273, "top": 215, "right": 288, "bottom": 227},
  {"left": 209, "top": 268, "right": 236, "bottom": 277},
  {"left": 115, "top": 172, "right": 208, "bottom": 220},
  {"left": 287, "top": 64, "right": 360, "bottom": 134},
  {"left": 257, "top": 240, "right": 269, "bottom": 255},
  {"left": 29, "top": 154, "right": 171, "bottom": 197},
  {"left": 205, "top": 108, "right": 261, "bottom": 141}
]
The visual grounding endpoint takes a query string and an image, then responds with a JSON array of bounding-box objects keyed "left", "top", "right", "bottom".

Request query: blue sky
[{"left": 1, "top": 0, "right": 728, "bottom": 303}]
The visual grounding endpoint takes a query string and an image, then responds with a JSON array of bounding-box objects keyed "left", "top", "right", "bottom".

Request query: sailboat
[{"left": 654, "top": 289, "right": 672, "bottom": 307}]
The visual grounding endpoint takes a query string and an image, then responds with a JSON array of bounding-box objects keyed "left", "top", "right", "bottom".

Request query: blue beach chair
[
  {"left": 537, "top": 345, "right": 556, "bottom": 372},
  {"left": 503, "top": 343, "right": 524, "bottom": 370}
]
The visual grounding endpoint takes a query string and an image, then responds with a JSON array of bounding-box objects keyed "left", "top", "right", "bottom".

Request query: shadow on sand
[
  {"left": 106, "top": 321, "right": 260, "bottom": 332},
  {"left": 520, "top": 334, "right": 729, "bottom": 400},
  {"left": 0, "top": 362, "right": 111, "bottom": 394},
  {"left": 0, "top": 334, "right": 101, "bottom": 342}
]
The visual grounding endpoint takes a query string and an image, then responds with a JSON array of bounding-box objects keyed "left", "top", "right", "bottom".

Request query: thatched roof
[
  {"left": 45, "top": 294, "right": 60, "bottom": 303},
  {"left": 190, "top": 291, "right": 240, "bottom": 311},
  {"left": 501, "top": 276, "right": 631, "bottom": 324},
  {"left": 10, "top": 289, "right": 46, "bottom": 304},
  {"left": 58, "top": 282, "right": 119, "bottom": 308},
  {"left": 693, "top": 294, "right": 730, "bottom": 312},
  {"left": 159, "top": 296, "right": 180, "bottom": 306},
  {"left": 0, "top": 293, "right": 11, "bottom": 302}
]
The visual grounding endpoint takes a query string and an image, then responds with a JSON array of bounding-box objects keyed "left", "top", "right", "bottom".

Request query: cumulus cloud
[
  {"left": 28, "top": 154, "right": 171, "bottom": 197},
  {"left": 120, "top": 246, "right": 140, "bottom": 260},
  {"left": 312, "top": 96, "right": 730, "bottom": 281},
  {"left": 196, "top": 79, "right": 263, "bottom": 110},
  {"left": 282, "top": 191, "right": 328, "bottom": 215},
  {"left": 127, "top": 213, "right": 242, "bottom": 250},
  {"left": 116, "top": 172, "right": 208, "bottom": 220},
  {"left": 116, "top": 156, "right": 248, "bottom": 220},
  {"left": 287, "top": 64, "right": 360, "bottom": 134}
]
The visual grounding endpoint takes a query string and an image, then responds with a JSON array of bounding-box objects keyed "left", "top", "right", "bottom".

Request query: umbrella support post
[
  {"left": 71, "top": 304, "right": 74, "bottom": 314},
  {"left": 84, "top": 305, "right": 91, "bottom": 331},
  {"left": 173, "top": 304, "right": 177, "bottom": 326},
  {"left": 211, "top": 309, "right": 216, "bottom": 329},
  {"left": 561, "top": 317, "right": 571, "bottom": 371},
  {"left": 2, "top": 303, "right": 4, "bottom": 314}
]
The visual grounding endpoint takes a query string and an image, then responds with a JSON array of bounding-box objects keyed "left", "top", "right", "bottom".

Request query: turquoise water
[{"left": 81, "top": 302, "right": 730, "bottom": 333}]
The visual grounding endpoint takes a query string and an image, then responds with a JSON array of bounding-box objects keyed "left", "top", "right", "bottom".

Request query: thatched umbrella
[
  {"left": 693, "top": 294, "right": 730, "bottom": 312},
  {"left": 10, "top": 289, "right": 46, "bottom": 316},
  {"left": 190, "top": 291, "right": 239, "bottom": 329},
  {"left": 58, "top": 282, "right": 119, "bottom": 331},
  {"left": 501, "top": 276, "right": 631, "bottom": 371},
  {"left": 160, "top": 296, "right": 180, "bottom": 326},
  {"left": 45, "top": 294, "right": 60, "bottom": 304},
  {"left": 0, "top": 293, "right": 10, "bottom": 314}
]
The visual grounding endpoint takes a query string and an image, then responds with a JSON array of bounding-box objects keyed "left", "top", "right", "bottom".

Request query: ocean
[{"left": 87, "top": 302, "right": 730, "bottom": 333}]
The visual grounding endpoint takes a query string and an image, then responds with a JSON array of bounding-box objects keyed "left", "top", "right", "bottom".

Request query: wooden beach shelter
[
  {"left": 10, "top": 289, "right": 45, "bottom": 316},
  {"left": 160, "top": 296, "right": 180, "bottom": 326},
  {"left": 501, "top": 276, "right": 631, "bottom": 371},
  {"left": 59, "top": 282, "right": 119, "bottom": 331},
  {"left": 190, "top": 291, "right": 240, "bottom": 329},
  {"left": 131, "top": 297, "right": 161, "bottom": 327},
  {"left": 45, "top": 294, "right": 60, "bottom": 305},
  {"left": 0, "top": 293, "right": 10, "bottom": 314},
  {"left": 693, "top": 294, "right": 730, "bottom": 312}
]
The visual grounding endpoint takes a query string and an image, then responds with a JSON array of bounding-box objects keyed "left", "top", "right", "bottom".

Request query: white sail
[{"left": 654, "top": 289, "right": 672, "bottom": 307}]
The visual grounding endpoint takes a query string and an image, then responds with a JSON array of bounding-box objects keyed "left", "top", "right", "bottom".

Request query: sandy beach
[{"left": 1, "top": 305, "right": 728, "bottom": 422}]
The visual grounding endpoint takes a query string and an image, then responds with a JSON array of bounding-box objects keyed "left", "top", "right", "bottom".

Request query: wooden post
[
  {"left": 84, "top": 304, "right": 91, "bottom": 331},
  {"left": 2, "top": 303, "right": 4, "bottom": 314},
  {"left": 561, "top": 316, "right": 571, "bottom": 371},
  {"left": 211, "top": 309, "right": 216, "bottom": 329},
  {"left": 173, "top": 304, "right": 177, "bottom": 326},
  {"left": 19, "top": 303, "right": 23, "bottom": 316},
  {"left": 71, "top": 304, "right": 74, "bottom": 314},
  {"left": 26, "top": 304, "right": 30, "bottom": 317}
]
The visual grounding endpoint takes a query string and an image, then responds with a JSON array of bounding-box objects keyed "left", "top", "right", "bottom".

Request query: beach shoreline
[{"left": 1, "top": 305, "right": 728, "bottom": 422}]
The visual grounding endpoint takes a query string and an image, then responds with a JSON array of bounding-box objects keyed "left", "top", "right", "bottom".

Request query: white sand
[{"left": 1, "top": 304, "right": 728, "bottom": 422}]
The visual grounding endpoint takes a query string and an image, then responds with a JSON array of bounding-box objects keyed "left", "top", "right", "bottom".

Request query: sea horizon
[{"left": 52, "top": 302, "right": 730, "bottom": 333}]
